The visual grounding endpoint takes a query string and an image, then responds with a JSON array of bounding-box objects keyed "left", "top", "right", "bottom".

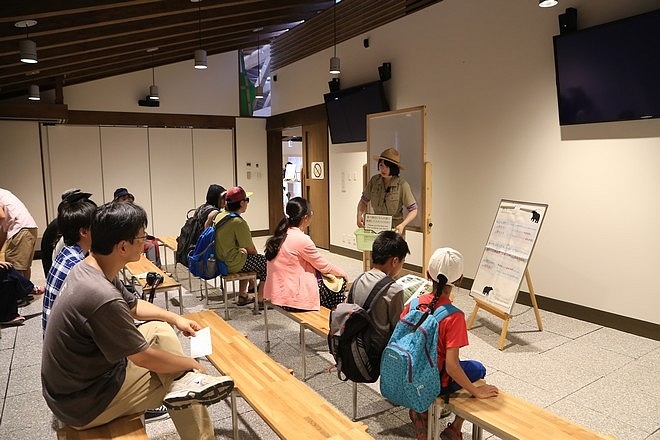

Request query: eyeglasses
[{"left": 132, "top": 234, "right": 148, "bottom": 242}]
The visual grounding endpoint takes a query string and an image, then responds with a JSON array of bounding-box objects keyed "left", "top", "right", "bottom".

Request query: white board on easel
[
  {"left": 470, "top": 200, "right": 547, "bottom": 314},
  {"left": 468, "top": 199, "right": 547, "bottom": 349}
]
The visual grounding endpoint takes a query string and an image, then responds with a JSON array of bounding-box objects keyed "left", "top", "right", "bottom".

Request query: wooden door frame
[{"left": 266, "top": 104, "right": 329, "bottom": 248}]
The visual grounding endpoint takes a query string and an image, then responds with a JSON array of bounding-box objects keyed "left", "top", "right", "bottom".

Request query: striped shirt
[{"left": 42, "top": 245, "right": 85, "bottom": 334}]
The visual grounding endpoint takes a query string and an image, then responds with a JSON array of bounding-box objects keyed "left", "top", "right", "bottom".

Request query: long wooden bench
[
  {"left": 185, "top": 310, "right": 373, "bottom": 440},
  {"left": 156, "top": 235, "right": 179, "bottom": 278},
  {"left": 263, "top": 303, "right": 363, "bottom": 420},
  {"left": 123, "top": 254, "right": 184, "bottom": 314},
  {"left": 428, "top": 380, "right": 615, "bottom": 440},
  {"left": 56, "top": 413, "right": 147, "bottom": 439}
]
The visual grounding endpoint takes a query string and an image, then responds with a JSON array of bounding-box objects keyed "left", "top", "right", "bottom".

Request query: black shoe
[
  {"left": 144, "top": 405, "right": 170, "bottom": 423},
  {"left": 17, "top": 295, "right": 34, "bottom": 308}
]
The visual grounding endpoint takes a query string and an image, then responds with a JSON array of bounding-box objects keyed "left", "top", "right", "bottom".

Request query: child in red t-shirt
[{"left": 404, "top": 248, "right": 499, "bottom": 440}]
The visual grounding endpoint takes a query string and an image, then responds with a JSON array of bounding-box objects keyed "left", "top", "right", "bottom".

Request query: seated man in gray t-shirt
[{"left": 41, "top": 201, "right": 233, "bottom": 440}]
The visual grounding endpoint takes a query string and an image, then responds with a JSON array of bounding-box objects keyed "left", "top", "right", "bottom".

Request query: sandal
[
  {"left": 440, "top": 422, "right": 462, "bottom": 440},
  {"left": 236, "top": 294, "right": 255, "bottom": 306}
]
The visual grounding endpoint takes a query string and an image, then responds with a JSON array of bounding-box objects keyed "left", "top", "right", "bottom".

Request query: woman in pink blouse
[{"left": 264, "top": 197, "right": 349, "bottom": 311}]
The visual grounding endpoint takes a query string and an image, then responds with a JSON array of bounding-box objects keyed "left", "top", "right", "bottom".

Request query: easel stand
[{"left": 466, "top": 269, "right": 543, "bottom": 350}]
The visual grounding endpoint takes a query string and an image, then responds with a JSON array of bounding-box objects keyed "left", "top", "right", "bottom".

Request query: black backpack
[
  {"left": 175, "top": 205, "right": 216, "bottom": 267},
  {"left": 327, "top": 275, "right": 395, "bottom": 383}
]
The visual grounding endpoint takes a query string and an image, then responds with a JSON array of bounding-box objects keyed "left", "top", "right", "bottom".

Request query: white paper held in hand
[{"left": 190, "top": 326, "right": 212, "bottom": 358}]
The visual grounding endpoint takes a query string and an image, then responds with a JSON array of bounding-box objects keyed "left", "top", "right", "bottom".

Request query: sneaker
[
  {"left": 144, "top": 405, "right": 170, "bottom": 423},
  {"left": 163, "top": 372, "right": 234, "bottom": 410},
  {"left": 0, "top": 315, "right": 25, "bottom": 326}
]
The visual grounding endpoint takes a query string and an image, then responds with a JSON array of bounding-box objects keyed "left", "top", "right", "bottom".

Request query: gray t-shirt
[
  {"left": 41, "top": 260, "right": 146, "bottom": 426},
  {"left": 349, "top": 268, "right": 404, "bottom": 351}
]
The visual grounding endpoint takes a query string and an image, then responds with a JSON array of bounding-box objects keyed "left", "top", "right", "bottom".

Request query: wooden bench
[
  {"left": 156, "top": 235, "right": 178, "bottom": 277},
  {"left": 428, "top": 380, "right": 615, "bottom": 440},
  {"left": 123, "top": 254, "right": 184, "bottom": 314},
  {"left": 56, "top": 413, "right": 147, "bottom": 439},
  {"left": 185, "top": 310, "right": 373, "bottom": 440},
  {"left": 263, "top": 303, "right": 362, "bottom": 420}
]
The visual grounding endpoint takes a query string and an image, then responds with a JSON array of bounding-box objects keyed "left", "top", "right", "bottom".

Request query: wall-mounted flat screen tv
[
  {"left": 324, "top": 81, "right": 389, "bottom": 144},
  {"left": 553, "top": 9, "right": 660, "bottom": 125}
]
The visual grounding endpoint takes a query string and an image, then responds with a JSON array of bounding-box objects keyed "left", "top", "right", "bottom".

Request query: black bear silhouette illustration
[
  {"left": 482, "top": 286, "right": 493, "bottom": 296},
  {"left": 531, "top": 210, "right": 540, "bottom": 223}
]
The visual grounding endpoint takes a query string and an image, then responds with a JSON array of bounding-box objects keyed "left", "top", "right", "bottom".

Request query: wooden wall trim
[
  {"left": 0, "top": 103, "right": 237, "bottom": 129},
  {"left": 267, "top": 104, "right": 326, "bottom": 131},
  {"left": 67, "top": 110, "right": 236, "bottom": 129},
  {"left": 0, "top": 102, "right": 68, "bottom": 123}
]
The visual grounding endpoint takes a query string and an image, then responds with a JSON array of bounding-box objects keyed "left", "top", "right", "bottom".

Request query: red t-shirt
[{"left": 400, "top": 293, "right": 467, "bottom": 387}]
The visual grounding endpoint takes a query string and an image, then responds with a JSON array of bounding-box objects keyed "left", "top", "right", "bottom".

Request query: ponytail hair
[
  {"left": 425, "top": 273, "right": 448, "bottom": 311},
  {"left": 264, "top": 197, "right": 311, "bottom": 260}
]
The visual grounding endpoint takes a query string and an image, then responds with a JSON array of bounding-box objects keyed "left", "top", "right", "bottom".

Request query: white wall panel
[
  {"left": 46, "top": 125, "right": 103, "bottom": 216},
  {"left": 99, "top": 126, "right": 152, "bottom": 224},
  {"left": 147, "top": 128, "right": 194, "bottom": 237},
  {"left": 192, "top": 129, "right": 235, "bottom": 207},
  {"left": 0, "top": 121, "right": 46, "bottom": 229},
  {"left": 235, "top": 118, "right": 268, "bottom": 231}
]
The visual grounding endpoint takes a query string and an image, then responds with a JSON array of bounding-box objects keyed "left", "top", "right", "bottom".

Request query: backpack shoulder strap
[
  {"left": 362, "top": 276, "right": 395, "bottom": 312},
  {"left": 431, "top": 304, "right": 460, "bottom": 321},
  {"left": 346, "top": 273, "right": 394, "bottom": 312},
  {"left": 213, "top": 212, "right": 239, "bottom": 231}
]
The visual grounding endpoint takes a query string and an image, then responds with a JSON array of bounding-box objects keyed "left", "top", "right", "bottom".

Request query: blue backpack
[
  {"left": 379, "top": 297, "right": 460, "bottom": 413},
  {"left": 187, "top": 212, "right": 238, "bottom": 279}
]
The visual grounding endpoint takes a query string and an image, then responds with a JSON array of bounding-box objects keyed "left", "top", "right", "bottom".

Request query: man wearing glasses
[
  {"left": 42, "top": 202, "right": 233, "bottom": 439},
  {"left": 213, "top": 186, "right": 267, "bottom": 308}
]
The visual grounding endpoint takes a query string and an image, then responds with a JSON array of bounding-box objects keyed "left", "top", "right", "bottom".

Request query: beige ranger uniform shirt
[{"left": 361, "top": 175, "right": 417, "bottom": 227}]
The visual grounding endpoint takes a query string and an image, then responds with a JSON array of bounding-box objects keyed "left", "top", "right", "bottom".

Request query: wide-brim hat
[
  {"left": 373, "top": 148, "right": 404, "bottom": 169},
  {"left": 321, "top": 273, "right": 345, "bottom": 292}
]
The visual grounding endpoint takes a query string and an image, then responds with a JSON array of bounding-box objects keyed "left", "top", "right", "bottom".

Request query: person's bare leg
[{"left": 257, "top": 281, "right": 264, "bottom": 303}]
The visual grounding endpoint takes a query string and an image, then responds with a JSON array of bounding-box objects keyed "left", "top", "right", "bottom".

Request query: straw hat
[
  {"left": 321, "top": 273, "right": 345, "bottom": 292},
  {"left": 373, "top": 148, "right": 404, "bottom": 169}
]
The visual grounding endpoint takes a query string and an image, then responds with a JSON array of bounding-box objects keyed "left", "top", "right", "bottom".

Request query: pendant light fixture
[
  {"left": 16, "top": 20, "right": 38, "bottom": 64},
  {"left": 329, "top": 2, "right": 340, "bottom": 74},
  {"left": 147, "top": 48, "right": 159, "bottom": 100},
  {"left": 192, "top": 0, "right": 207, "bottom": 69},
  {"left": 28, "top": 84, "right": 40, "bottom": 101},
  {"left": 255, "top": 28, "right": 264, "bottom": 99},
  {"left": 539, "top": 0, "right": 558, "bottom": 7}
]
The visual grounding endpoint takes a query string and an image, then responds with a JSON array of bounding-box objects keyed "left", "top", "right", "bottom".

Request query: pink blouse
[{"left": 264, "top": 227, "right": 347, "bottom": 310}]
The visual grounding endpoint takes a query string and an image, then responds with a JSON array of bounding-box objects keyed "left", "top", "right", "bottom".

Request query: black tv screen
[
  {"left": 324, "top": 81, "right": 389, "bottom": 143},
  {"left": 553, "top": 9, "right": 660, "bottom": 125}
]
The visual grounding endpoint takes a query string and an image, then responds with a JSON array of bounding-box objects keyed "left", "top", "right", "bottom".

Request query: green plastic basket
[{"left": 354, "top": 228, "right": 378, "bottom": 251}]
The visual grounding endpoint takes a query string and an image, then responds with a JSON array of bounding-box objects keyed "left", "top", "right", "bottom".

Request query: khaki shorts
[{"left": 1, "top": 228, "right": 38, "bottom": 271}]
